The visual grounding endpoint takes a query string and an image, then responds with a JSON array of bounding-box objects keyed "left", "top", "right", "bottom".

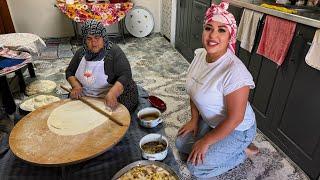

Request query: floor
[{"left": 0, "top": 34, "right": 310, "bottom": 180}]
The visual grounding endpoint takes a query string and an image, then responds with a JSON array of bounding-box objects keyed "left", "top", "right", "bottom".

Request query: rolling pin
[{"left": 60, "top": 85, "right": 124, "bottom": 126}]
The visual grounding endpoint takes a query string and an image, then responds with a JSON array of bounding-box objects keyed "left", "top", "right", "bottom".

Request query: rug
[{"left": 6, "top": 34, "right": 310, "bottom": 180}]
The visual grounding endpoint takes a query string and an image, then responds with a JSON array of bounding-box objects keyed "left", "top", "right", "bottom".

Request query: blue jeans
[{"left": 175, "top": 118, "right": 256, "bottom": 178}]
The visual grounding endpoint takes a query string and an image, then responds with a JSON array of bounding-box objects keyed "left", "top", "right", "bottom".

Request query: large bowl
[
  {"left": 139, "top": 133, "right": 168, "bottom": 161},
  {"left": 111, "top": 160, "right": 179, "bottom": 180},
  {"left": 137, "top": 107, "right": 163, "bottom": 128}
]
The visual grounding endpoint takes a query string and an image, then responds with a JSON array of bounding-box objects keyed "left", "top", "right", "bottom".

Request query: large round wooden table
[{"left": 9, "top": 97, "right": 131, "bottom": 166}]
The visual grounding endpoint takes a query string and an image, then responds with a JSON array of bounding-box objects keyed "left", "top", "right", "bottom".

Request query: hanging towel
[
  {"left": 305, "top": 29, "right": 320, "bottom": 70},
  {"left": 257, "top": 15, "right": 296, "bottom": 66},
  {"left": 237, "top": 9, "right": 263, "bottom": 52}
]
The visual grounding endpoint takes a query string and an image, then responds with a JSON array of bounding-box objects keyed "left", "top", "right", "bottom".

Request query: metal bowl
[{"left": 111, "top": 160, "right": 180, "bottom": 180}]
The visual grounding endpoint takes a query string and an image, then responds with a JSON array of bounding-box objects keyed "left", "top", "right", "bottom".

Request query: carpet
[{"left": 4, "top": 34, "right": 309, "bottom": 180}]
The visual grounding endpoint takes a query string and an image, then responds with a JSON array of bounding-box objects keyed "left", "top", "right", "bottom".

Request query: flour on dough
[
  {"left": 26, "top": 80, "right": 56, "bottom": 96},
  {"left": 47, "top": 99, "right": 111, "bottom": 136},
  {"left": 20, "top": 95, "right": 60, "bottom": 111}
]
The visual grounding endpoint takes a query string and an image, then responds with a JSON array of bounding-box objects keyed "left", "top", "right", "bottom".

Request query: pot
[
  {"left": 137, "top": 107, "right": 163, "bottom": 128},
  {"left": 139, "top": 133, "right": 168, "bottom": 161}
]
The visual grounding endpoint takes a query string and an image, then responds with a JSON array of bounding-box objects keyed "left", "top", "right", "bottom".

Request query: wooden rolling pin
[{"left": 60, "top": 85, "right": 124, "bottom": 126}]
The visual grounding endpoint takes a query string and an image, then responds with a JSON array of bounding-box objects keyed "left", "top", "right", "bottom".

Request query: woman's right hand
[
  {"left": 70, "top": 86, "right": 83, "bottom": 99},
  {"left": 177, "top": 119, "right": 198, "bottom": 137}
]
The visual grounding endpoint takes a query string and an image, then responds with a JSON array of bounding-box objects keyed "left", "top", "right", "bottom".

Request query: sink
[
  {"left": 285, "top": 6, "right": 320, "bottom": 18},
  {"left": 291, "top": 8, "right": 320, "bottom": 19},
  {"left": 291, "top": 8, "right": 316, "bottom": 13}
]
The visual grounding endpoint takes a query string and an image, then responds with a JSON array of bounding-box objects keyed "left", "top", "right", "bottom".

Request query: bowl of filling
[
  {"left": 137, "top": 107, "right": 163, "bottom": 128},
  {"left": 139, "top": 133, "right": 168, "bottom": 161}
]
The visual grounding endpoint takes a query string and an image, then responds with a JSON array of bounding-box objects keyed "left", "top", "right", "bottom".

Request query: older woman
[
  {"left": 175, "top": 2, "right": 258, "bottom": 178},
  {"left": 66, "top": 20, "right": 138, "bottom": 113}
]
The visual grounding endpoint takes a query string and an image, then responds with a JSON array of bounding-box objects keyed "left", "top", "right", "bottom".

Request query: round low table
[{"left": 9, "top": 97, "right": 131, "bottom": 166}]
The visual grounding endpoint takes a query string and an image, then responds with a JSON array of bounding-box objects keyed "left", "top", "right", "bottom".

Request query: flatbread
[
  {"left": 20, "top": 95, "right": 60, "bottom": 111},
  {"left": 26, "top": 80, "right": 56, "bottom": 96},
  {"left": 47, "top": 99, "right": 111, "bottom": 136}
]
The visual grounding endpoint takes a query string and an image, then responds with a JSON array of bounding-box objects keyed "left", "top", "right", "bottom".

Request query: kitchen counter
[{"left": 230, "top": 0, "right": 320, "bottom": 28}]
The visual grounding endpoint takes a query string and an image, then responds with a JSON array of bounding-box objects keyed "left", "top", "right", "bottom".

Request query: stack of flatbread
[
  {"left": 20, "top": 95, "right": 60, "bottom": 112},
  {"left": 26, "top": 80, "right": 57, "bottom": 96}
]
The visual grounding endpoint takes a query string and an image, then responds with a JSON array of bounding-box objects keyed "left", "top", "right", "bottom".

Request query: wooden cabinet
[
  {"left": 175, "top": 0, "right": 211, "bottom": 62},
  {"left": 229, "top": 4, "right": 320, "bottom": 178},
  {"left": 0, "top": 0, "right": 15, "bottom": 34},
  {"left": 268, "top": 24, "right": 320, "bottom": 179},
  {"left": 176, "top": 2, "right": 320, "bottom": 178},
  {"left": 175, "top": 0, "right": 193, "bottom": 61}
]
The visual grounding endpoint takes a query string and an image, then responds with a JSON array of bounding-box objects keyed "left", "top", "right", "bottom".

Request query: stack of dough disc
[
  {"left": 26, "top": 80, "right": 57, "bottom": 96},
  {"left": 20, "top": 95, "right": 60, "bottom": 112}
]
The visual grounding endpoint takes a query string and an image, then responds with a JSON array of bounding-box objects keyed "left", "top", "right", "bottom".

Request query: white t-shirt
[{"left": 186, "top": 48, "right": 256, "bottom": 131}]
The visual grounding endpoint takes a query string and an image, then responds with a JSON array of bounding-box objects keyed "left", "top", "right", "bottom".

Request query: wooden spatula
[{"left": 60, "top": 85, "right": 124, "bottom": 126}]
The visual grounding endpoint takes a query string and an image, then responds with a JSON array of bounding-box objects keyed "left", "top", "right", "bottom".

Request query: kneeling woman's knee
[
  {"left": 187, "top": 162, "right": 222, "bottom": 178},
  {"left": 175, "top": 136, "right": 184, "bottom": 151}
]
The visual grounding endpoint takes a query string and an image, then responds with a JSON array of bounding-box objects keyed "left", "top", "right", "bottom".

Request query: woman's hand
[
  {"left": 105, "top": 91, "right": 119, "bottom": 110},
  {"left": 70, "top": 86, "right": 83, "bottom": 99},
  {"left": 177, "top": 119, "right": 198, "bottom": 137},
  {"left": 187, "top": 138, "right": 210, "bottom": 166}
]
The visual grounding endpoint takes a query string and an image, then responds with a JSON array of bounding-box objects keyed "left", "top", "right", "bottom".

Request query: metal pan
[{"left": 111, "top": 160, "right": 180, "bottom": 180}]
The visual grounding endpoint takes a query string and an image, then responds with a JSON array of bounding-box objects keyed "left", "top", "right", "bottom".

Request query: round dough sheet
[
  {"left": 9, "top": 98, "right": 130, "bottom": 166},
  {"left": 47, "top": 99, "right": 110, "bottom": 136}
]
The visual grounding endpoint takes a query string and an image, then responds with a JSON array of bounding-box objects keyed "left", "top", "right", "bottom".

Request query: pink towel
[{"left": 257, "top": 15, "right": 296, "bottom": 66}]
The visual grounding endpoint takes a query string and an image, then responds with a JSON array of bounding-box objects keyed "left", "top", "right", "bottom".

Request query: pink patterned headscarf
[{"left": 204, "top": 2, "right": 237, "bottom": 53}]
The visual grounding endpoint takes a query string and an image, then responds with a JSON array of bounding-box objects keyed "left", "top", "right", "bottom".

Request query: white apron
[{"left": 75, "top": 56, "right": 109, "bottom": 97}]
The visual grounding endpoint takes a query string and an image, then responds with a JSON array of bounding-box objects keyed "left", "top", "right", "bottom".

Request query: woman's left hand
[
  {"left": 105, "top": 92, "right": 119, "bottom": 110},
  {"left": 187, "top": 138, "right": 210, "bottom": 166}
]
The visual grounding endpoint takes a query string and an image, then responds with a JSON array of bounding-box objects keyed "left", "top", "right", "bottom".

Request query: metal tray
[
  {"left": 111, "top": 160, "right": 180, "bottom": 180},
  {"left": 19, "top": 93, "right": 61, "bottom": 114}
]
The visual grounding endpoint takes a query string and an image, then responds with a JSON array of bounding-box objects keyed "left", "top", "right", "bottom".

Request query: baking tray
[{"left": 111, "top": 160, "right": 180, "bottom": 180}]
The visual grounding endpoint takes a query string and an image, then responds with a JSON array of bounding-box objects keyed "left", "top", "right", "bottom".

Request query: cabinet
[
  {"left": 229, "top": 4, "right": 320, "bottom": 179},
  {"left": 0, "top": 0, "right": 15, "bottom": 34},
  {"left": 176, "top": 2, "right": 320, "bottom": 178},
  {"left": 268, "top": 24, "right": 320, "bottom": 179},
  {"left": 175, "top": 0, "right": 211, "bottom": 62}
]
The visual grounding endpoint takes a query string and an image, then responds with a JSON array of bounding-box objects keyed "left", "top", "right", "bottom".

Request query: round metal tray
[{"left": 111, "top": 160, "right": 180, "bottom": 180}]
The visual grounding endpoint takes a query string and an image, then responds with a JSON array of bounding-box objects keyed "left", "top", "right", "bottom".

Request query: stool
[{"left": 0, "top": 61, "right": 36, "bottom": 117}]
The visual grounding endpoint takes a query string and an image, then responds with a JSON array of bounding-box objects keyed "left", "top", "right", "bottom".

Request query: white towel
[
  {"left": 306, "top": 29, "right": 320, "bottom": 70},
  {"left": 236, "top": 9, "right": 263, "bottom": 52}
]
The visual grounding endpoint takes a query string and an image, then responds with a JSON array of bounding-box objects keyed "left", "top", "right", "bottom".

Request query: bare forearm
[
  {"left": 202, "top": 118, "right": 243, "bottom": 145},
  {"left": 67, "top": 76, "right": 82, "bottom": 88},
  {"left": 109, "top": 81, "right": 124, "bottom": 97},
  {"left": 190, "top": 99, "right": 200, "bottom": 122},
  {"left": 202, "top": 86, "right": 250, "bottom": 145}
]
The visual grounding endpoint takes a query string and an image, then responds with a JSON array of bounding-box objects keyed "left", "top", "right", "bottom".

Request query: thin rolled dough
[{"left": 47, "top": 99, "right": 111, "bottom": 136}]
